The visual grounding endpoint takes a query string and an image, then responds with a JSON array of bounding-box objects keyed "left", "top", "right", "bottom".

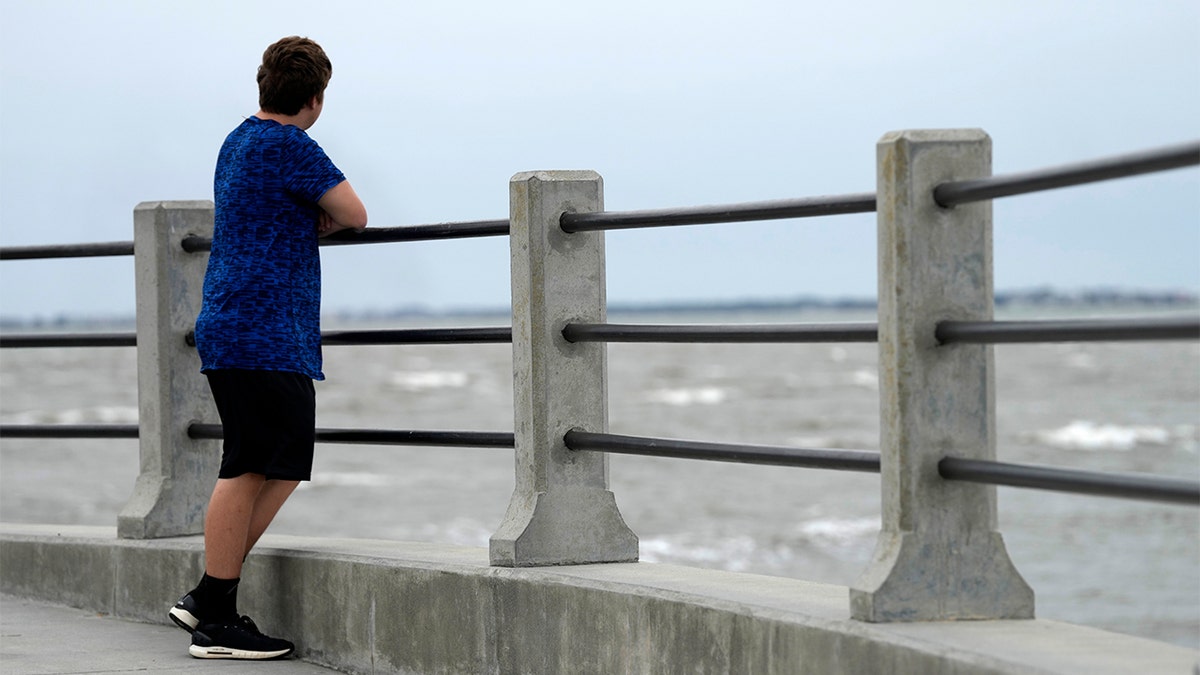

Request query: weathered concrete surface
[
  {"left": 3, "top": 524, "right": 1195, "bottom": 674},
  {"left": 853, "top": 130, "right": 1034, "bottom": 621},
  {"left": 492, "top": 171, "right": 638, "bottom": 567},
  {"left": 119, "top": 201, "right": 219, "bottom": 539}
]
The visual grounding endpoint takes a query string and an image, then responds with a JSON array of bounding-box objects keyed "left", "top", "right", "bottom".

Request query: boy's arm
[{"left": 318, "top": 180, "right": 368, "bottom": 236}]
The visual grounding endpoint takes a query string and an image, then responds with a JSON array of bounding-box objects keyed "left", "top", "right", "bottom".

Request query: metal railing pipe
[
  {"left": 936, "top": 316, "right": 1200, "bottom": 344},
  {"left": 13, "top": 318, "right": 1195, "bottom": 351},
  {"left": 320, "top": 219, "right": 510, "bottom": 245},
  {"left": 183, "top": 327, "right": 513, "bottom": 348},
  {"left": 0, "top": 241, "right": 135, "bottom": 260},
  {"left": 0, "top": 333, "right": 137, "bottom": 348},
  {"left": 180, "top": 218, "right": 510, "bottom": 252},
  {"left": 188, "top": 423, "right": 514, "bottom": 449},
  {"left": 0, "top": 424, "right": 139, "bottom": 439},
  {"left": 320, "top": 326, "right": 512, "bottom": 345},
  {"left": 565, "top": 429, "right": 881, "bottom": 473},
  {"left": 939, "top": 457, "right": 1200, "bottom": 506},
  {"left": 559, "top": 192, "right": 877, "bottom": 233},
  {"left": 933, "top": 140, "right": 1200, "bottom": 207},
  {"left": 562, "top": 322, "right": 878, "bottom": 344}
]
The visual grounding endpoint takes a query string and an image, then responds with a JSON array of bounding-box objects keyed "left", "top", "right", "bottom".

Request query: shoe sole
[
  {"left": 169, "top": 606, "right": 199, "bottom": 633},
  {"left": 189, "top": 644, "right": 293, "bottom": 660}
]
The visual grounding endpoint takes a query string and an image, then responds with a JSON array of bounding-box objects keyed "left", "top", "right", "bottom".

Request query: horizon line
[{"left": 2, "top": 287, "right": 1197, "bottom": 326}]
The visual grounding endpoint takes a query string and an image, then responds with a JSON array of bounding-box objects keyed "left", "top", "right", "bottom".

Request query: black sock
[{"left": 192, "top": 573, "right": 240, "bottom": 623}]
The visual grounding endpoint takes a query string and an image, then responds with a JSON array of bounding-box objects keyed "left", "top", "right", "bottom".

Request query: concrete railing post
[
  {"left": 490, "top": 171, "right": 638, "bottom": 566},
  {"left": 117, "top": 201, "right": 219, "bottom": 539},
  {"left": 850, "top": 130, "right": 1034, "bottom": 621}
]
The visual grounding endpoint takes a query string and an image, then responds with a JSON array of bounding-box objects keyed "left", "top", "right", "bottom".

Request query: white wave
[
  {"left": 797, "top": 517, "right": 880, "bottom": 550},
  {"left": 414, "top": 517, "right": 492, "bottom": 547},
  {"left": 3, "top": 406, "right": 139, "bottom": 425},
  {"left": 639, "top": 535, "right": 760, "bottom": 571},
  {"left": 1032, "top": 420, "right": 1171, "bottom": 451},
  {"left": 850, "top": 369, "right": 878, "bottom": 390},
  {"left": 829, "top": 346, "right": 848, "bottom": 363},
  {"left": 1064, "top": 352, "right": 1098, "bottom": 370},
  {"left": 641, "top": 522, "right": 879, "bottom": 571},
  {"left": 643, "top": 386, "right": 728, "bottom": 407},
  {"left": 786, "top": 435, "right": 876, "bottom": 451},
  {"left": 389, "top": 370, "right": 469, "bottom": 392},
  {"left": 787, "top": 435, "right": 840, "bottom": 448},
  {"left": 302, "top": 472, "right": 394, "bottom": 489}
]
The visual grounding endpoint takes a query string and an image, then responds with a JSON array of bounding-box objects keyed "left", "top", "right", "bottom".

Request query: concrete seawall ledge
[{"left": 1, "top": 523, "right": 1195, "bottom": 674}]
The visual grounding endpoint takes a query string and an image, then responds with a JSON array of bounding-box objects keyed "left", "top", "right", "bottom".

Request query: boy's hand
[
  {"left": 318, "top": 210, "right": 334, "bottom": 236},
  {"left": 318, "top": 210, "right": 353, "bottom": 238}
]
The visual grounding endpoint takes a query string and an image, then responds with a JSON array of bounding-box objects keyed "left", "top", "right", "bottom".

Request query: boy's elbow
[{"left": 341, "top": 204, "right": 367, "bottom": 231}]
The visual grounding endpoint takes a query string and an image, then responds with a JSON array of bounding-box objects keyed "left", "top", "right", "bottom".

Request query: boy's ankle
[{"left": 192, "top": 574, "right": 241, "bottom": 621}]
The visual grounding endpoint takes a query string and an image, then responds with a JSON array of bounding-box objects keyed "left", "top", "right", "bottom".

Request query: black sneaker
[
  {"left": 189, "top": 615, "right": 294, "bottom": 660},
  {"left": 168, "top": 593, "right": 201, "bottom": 633}
]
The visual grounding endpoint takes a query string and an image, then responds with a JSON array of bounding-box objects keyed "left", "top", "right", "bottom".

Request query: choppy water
[{"left": 1, "top": 307, "right": 1197, "bottom": 648}]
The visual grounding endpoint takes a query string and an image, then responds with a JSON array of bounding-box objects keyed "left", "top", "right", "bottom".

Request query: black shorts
[{"left": 205, "top": 369, "right": 316, "bottom": 481}]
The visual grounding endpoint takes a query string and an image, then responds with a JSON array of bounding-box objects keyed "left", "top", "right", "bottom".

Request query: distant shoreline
[{"left": 2, "top": 288, "right": 1196, "bottom": 331}]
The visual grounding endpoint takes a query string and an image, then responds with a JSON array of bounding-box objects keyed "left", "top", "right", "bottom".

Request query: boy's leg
[
  {"left": 170, "top": 473, "right": 268, "bottom": 631},
  {"left": 244, "top": 479, "right": 301, "bottom": 556},
  {"left": 184, "top": 476, "right": 299, "bottom": 660},
  {"left": 169, "top": 476, "right": 300, "bottom": 632},
  {"left": 169, "top": 369, "right": 309, "bottom": 658},
  {"left": 206, "top": 475, "right": 301, "bottom": 578},
  {"left": 204, "top": 473, "right": 267, "bottom": 579}
]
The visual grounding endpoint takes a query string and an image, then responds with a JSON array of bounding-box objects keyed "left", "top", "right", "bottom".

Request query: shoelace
[{"left": 236, "top": 615, "right": 263, "bottom": 636}]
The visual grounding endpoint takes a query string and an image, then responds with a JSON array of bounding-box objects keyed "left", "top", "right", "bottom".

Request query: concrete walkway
[{"left": 0, "top": 595, "right": 340, "bottom": 674}]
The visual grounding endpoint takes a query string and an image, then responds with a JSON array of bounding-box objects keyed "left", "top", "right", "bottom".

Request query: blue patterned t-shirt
[{"left": 194, "top": 116, "right": 346, "bottom": 380}]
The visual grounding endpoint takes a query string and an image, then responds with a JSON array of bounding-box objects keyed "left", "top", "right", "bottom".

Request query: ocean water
[{"left": 1, "top": 307, "right": 1197, "bottom": 648}]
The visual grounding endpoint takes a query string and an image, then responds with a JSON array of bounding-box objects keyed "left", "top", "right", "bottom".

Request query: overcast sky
[{"left": 1, "top": 0, "right": 1197, "bottom": 320}]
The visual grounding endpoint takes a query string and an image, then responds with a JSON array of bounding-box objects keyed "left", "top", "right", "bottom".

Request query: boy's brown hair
[{"left": 257, "top": 36, "right": 332, "bottom": 116}]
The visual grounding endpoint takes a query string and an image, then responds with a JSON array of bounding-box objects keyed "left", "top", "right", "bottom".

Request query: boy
[{"left": 168, "top": 36, "right": 367, "bottom": 660}]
